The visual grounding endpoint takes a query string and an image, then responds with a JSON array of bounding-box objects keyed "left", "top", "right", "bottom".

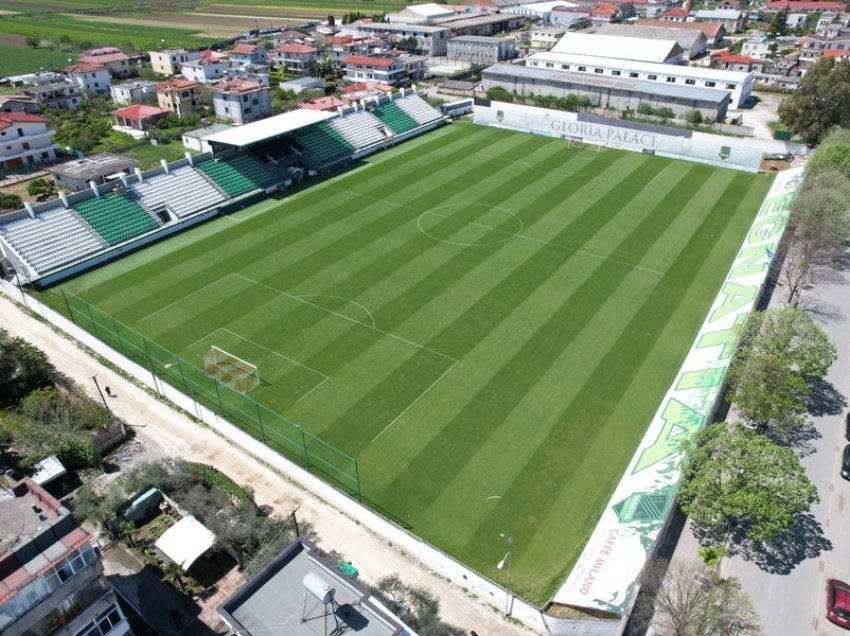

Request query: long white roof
[
  {"left": 205, "top": 109, "right": 336, "bottom": 147},
  {"left": 529, "top": 51, "right": 754, "bottom": 82},
  {"left": 551, "top": 31, "right": 682, "bottom": 64}
]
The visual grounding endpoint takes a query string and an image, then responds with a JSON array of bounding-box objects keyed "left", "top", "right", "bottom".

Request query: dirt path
[{"left": 0, "top": 293, "right": 528, "bottom": 635}]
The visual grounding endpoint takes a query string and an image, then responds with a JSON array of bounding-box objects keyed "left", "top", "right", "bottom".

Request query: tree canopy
[
  {"left": 0, "top": 328, "right": 54, "bottom": 408},
  {"left": 778, "top": 57, "right": 850, "bottom": 145},
  {"left": 729, "top": 308, "right": 836, "bottom": 430},
  {"left": 679, "top": 424, "right": 819, "bottom": 542}
]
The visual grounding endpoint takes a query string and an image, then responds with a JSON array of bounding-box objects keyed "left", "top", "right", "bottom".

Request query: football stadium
[{"left": 1, "top": 94, "right": 774, "bottom": 608}]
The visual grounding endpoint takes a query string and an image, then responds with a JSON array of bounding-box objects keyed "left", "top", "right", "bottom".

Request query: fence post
[
  {"left": 300, "top": 427, "right": 310, "bottom": 470},
  {"left": 255, "top": 401, "right": 266, "bottom": 442},
  {"left": 85, "top": 302, "right": 99, "bottom": 337},
  {"left": 110, "top": 316, "right": 127, "bottom": 356},
  {"left": 141, "top": 338, "right": 159, "bottom": 393},
  {"left": 176, "top": 357, "right": 188, "bottom": 392},
  {"left": 61, "top": 289, "right": 75, "bottom": 324},
  {"left": 213, "top": 378, "right": 225, "bottom": 411},
  {"left": 354, "top": 459, "right": 362, "bottom": 503}
]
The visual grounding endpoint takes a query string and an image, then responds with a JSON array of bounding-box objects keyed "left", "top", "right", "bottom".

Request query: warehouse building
[
  {"left": 527, "top": 51, "right": 755, "bottom": 108},
  {"left": 595, "top": 23, "right": 708, "bottom": 59},
  {"left": 352, "top": 22, "right": 451, "bottom": 56},
  {"left": 482, "top": 63, "right": 730, "bottom": 121},
  {"left": 447, "top": 35, "right": 516, "bottom": 64},
  {"left": 550, "top": 31, "right": 685, "bottom": 63}
]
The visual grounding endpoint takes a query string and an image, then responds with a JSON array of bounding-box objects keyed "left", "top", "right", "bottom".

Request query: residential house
[
  {"left": 79, "top": 46, "right": 131, "bottom": 78},
  {"left": 271, "top": 43, "right": 318, "bottom": 75},
  {"left": 529, "top": 26, "right": 568, "bottom": 48},
  {"left": 22, "top": 82, "right": 83, "bottom": 110},
  {"left": 181, "top": 59, "right": 229, "bottom": 84},
  {"left": 765, "top": 0, "right": 846, "bottom": 12},
  {"left": 300, "top": 95, "right": 346, "bottom": 111},
  {"left": 111, "top": 104, "right": 169, "bottom": 132},
  {"left": 590, "top": 4, "right": 620, "bottom": 26},
  {"left": 271, "top": 30, "right": 310, "bottom": 48},
  {"left": 229, "top": 43, "right": 268, "bottom": 67},
  {"left": 659, "top": 8, "right": 689, "bottom": 22},
  {"left": 157, "top": 78, "right": 202, "bottom": 117},
  {"left": 717, "top": 0, "right": 741, "bottom": 10},
  {"left": 396, "top": 53, "right": 428, "bottom": 80},
  {"left": 447, "top": 35, "right": 516, "bottom": 64},
  {"left": 800, "top": 30, "right": 850, "bottom": 61},
  {"left": 341, "top": 81, "right": 395, "bottom": 103},
  {"left": 62, "top": 63, "right": 111, "bottom": 95},
  {"left": 49, "top": 153, "right": 138, "bottom": 190},
  {"left": 342, "top": 55, "right": 407, "bottom": 86},
  {"left": 550, "top": 6, "right": 592, "bottom": 27},
  {"left": 711, "top": 50, "right": 764, "bottom": 73},
  {"left": 149, "top": 48, "right": 200, "bottom": 76},
  {"left": 693, "top": 9, "right": 745, "bottom": 33},
  {"left": 0, "top": 95, "right": 38, "bottom": 113},
  {"left": 109, "top": 79, "right": 157, "bottom": 105},
  {"left": 212, "top": 79, "right": 271, "bottom": 124},
  {"left": 741, "top": 33, "right": 771, "bottom": 59},
  {"left": 328, "top": 34, "right": 380, "bottom": 64},
  {"left": 0, "top": 478, "right": 130, "bottom": 636}
]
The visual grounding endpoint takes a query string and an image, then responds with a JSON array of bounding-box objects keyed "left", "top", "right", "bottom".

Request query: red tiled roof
[
  {"left": 0, "top": 112, "right": 47, "bottom": 130},
  {"left": 343, "top": 55, "right": 397, "bottom": 67},
  {"left": 822, "top": 48, "right": 850, "bottom": 58},
  {"left": 80, "top": 51, "right": 129, "bottom": 64},
  {"left": 767, "top": 0, "right": 845, "bottom": 8},
  {"left": 157, "top": 79, "right": 199, "bottom": 90},
  {"left": 300, "top": 95, "right": 345, "bottom": 110},
  {"left": 341, "top": 81, "right": 393, "bottom": 93},
  {"left": 591, "top": 4, "right": 618, "bottom": 15},
  {"left": 274, "top": 43, "right": 317, "bottom": 54},
  {"left": 111, "top": 104, "right": 168, "bottom": 120},
  {"left": 62, "top": 63, "right": 107, "bottom": 73},
  {"left": 662, "top": 8, "right": 690, "bottom": 16},
  {"left": 713, "top": 51, "right": 763, "bottom": 64},
  {"left": 231, "top": 43, "right": 261, "bottom": 55},
  {"left": 199, "top": 49, "right": 227, "bottom": 62}
]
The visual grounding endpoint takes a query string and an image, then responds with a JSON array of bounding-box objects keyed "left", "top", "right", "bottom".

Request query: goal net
[{"left": 203, "top": 346, "right": 260, "bottom": 394}]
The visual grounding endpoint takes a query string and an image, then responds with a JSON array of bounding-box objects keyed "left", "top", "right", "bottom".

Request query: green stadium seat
[
  {"left": 291, "top": 123, "right": 355, "bottom": 171},
  {"left": 373, "top": 102, "right": 418, "bottom": 135},
  {"left": 196, "top": 154, "right": 276, "bottom": 198},
  {"left": 74, "top": 193, "right": 158, "bottom": 246}
]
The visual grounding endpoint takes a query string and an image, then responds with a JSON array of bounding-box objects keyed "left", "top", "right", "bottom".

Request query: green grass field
[{"left": 47, "top": 123, "right": 771, "bottom": 602}]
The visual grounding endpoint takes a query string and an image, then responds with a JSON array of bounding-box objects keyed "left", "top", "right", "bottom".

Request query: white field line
[
  {"left": 232, "top": 273, "right": 459, "bottom": 365},
  {"left": 422, "top": 211, "right": 665, "bottom": 276},
  {"left": 296, "top": 294, "right": 377, "bottom": 329},
  {"left": 136, "top": 277, "right": 231, "bottom": 323},
  {"left": 325, "top": 186, "right": 423, "bottom": 213},
  {"left": 473, "top": 151, "right": 649, "bottom": 187},
  {"left": 371, "top": 359, "right": 459, "bottom": 443},
  {"left": 223, "top": 198, "right": 283, "bottom": 223}
]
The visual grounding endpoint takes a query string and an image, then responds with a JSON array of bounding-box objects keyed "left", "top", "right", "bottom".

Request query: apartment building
[
  {"left": 212, "top": 79, "right": 271, "bottom": 124},
  {"left": 447, "top": 35, "right": 516, "bottom": 64},
  {"left": 61, "top": 63, "right": 111, "bottom": 96},
  {"left": 270, "top": 43, "right": 318, "bottom": 75},
  {"left": 0, "top": 112, "right": 57, "bottom": 173},
  {"left": 109, "top": 79, "right": 157, "bottom": 105},
  {"left": 342, "top": 55, "right": 407, "bottom": 86},
  {"left": 79, "top": 47, "right": 132, "bottom": 78},
  {"left": 149, "top": 48, "right": 200, "bottom": 76},
  {"left": 157, "top": 78, "right": 202, "bottom": 117},
  {"left": 22, "top": 82, "right": 83, "bottom": 110}
]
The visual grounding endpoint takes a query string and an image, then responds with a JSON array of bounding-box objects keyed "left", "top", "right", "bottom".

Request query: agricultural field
[{"left": 44, "top": 123, "right": 771, "bottom": 603}]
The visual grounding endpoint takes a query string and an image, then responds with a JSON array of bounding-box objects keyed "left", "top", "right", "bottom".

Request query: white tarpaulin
[{"left": 155, "top": 516, "right": 215, "bottom": 570}]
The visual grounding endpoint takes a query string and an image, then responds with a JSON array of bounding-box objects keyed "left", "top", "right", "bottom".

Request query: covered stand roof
[
  {"left": 155, "top": 516, "right": 215, "bottom": 570},
  {"left": 204, "top": 108, "right": 336, "bottom": 148}
]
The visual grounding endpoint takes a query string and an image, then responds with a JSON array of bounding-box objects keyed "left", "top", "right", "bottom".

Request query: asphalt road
[{"left": 721, "top": 262, "right": 850, "bottom": 636}]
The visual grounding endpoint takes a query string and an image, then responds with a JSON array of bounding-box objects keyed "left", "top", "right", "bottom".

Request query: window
[
  {"left": 648, "top": 74, "right": 657, "bottom": 80},
  {"left": 17, "top": 128, "right": 23, "bottom": 137},
  {"left": 578, "top": 66, "right": 586, "bottom": 71},
  {"left": 545, "top": 62, "right": 553, "bottom": 68},
  {"left": 629, "top": 72, "right": 638, "bottom": 78},
  {"left": 725, "top": 83, "right": 735, "bottom": 89},
  {"left": 594, "top": 68, "right": 603, "bottom": 73},
  {"left": 666, "top": 76, "right": 675, "bottom": 82},
  {"left": 685, "top": 79, "right": 695, "bottom": 85},
  {"left": 74, "top": 605, "right": 124, "bottom": 636},
  {"left": 705, "top": 81, "right": 716, "bottom": 87},
  {"left": 612, "top": 70, "right": 621, "bottom": 76}
]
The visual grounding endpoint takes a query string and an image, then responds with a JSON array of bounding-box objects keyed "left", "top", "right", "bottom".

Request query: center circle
[{"left": 417, "top": 204, "right": 523, "bottom": 247}]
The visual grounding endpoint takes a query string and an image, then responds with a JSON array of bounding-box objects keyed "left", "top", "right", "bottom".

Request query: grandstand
[
  {"left": 73, "top": 193, "right": 159, "bottom": 246},
  {"left": 0, "top": 206, "right": 106, "bottom": 274},
  {"left": 0, "top": 92, "right": 445, "bottom": 283},
  {"left": 131, "top": 165, "right": 227, "bottom": 219},
  {"left": 196, "top": 154, "right": 276, "bottom": 198}
]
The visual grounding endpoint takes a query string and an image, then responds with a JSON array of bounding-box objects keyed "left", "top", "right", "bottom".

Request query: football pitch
[{"left": 48, "top": 123, "right": 771, "bottom": 601}]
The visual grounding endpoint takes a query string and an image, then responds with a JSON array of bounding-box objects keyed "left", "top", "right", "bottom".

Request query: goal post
[{"left": 203, "top": 346, "right": 260, "bottom": 394}]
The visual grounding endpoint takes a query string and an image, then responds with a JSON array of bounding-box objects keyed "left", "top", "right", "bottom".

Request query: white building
[
  {"left": 181, "top": 59, "right": 229, "bottom": 84},
  {"left": 110, "top": 79, "right": 157, "bottom": 105},
  {"left": 388, "top": 2, "right": 455, "bottom": 23},
  {"left": 504, "top": 1, "right": 579, "bottom": 21},
  {"left": 61, "top": 63, "right": 111, "bottom": 95},
  {"left": 527, "top": 50, "right": 755, "bottom": 108},
  {"left": 530, "top": 26, "right": 568, "bottom": 48},
  {"left": 212, "top": 79, "right": 271, "bottom": 125},
  {"left": 550, "top": 31, "right": 685, "bottom": 64},
  {"left": 149, "top": 48, "right": 200, "bottom": 76},
  {"left": 0, "top": 112, "right": 57, "bottom": 173},
  {"left": 741, "top": 34, "right": 771, "bottom": 59}
]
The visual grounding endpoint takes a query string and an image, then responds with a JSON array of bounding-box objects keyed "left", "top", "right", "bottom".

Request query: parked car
[
  {"left": 827, "top": 579, "right": 850, "bottom": 629},
  {"left": 842, "top": 445, "right": 850, "bottom": 481}
]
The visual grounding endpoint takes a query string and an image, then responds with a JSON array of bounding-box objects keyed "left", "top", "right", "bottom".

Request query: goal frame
[{"left": 203, "top": 345, "right": 260, "bottom": 394}]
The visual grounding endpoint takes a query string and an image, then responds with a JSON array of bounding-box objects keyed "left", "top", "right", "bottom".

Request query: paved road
[{"left": 721, "top": 264, "right": 850, "bottom": 636}]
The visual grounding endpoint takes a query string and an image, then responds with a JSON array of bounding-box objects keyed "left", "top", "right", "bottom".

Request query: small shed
[{"left": 155, "top": 515, "right": 216, "bottom": 571}]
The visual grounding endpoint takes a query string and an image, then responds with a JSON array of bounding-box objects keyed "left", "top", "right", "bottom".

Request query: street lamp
[{"left": 496, "top": 550, "right": 513, "bottom": 617}]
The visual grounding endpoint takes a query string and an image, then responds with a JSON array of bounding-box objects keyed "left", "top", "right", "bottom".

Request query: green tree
[
  {"left": 26, "top": 178, "right": 56, "bottom": 200},
  {"left": 0, "top": 329, "right": 54, "bottom": 408},
  {"left": 370, "top": 575, "right": 454, "bottom": 635},
  {"left": 729, "top": 308, "right": 836, "bottom": 430},
  {"left": 679, "top": 424, "right": 819, "bottom": 542},
  {"left": 686, "top": 109, "right": 704, "bottom": 125},
  {"left": 25, "top": 36, "right": 40, "bottom": 48},
  {"left": 0, "top": 192, "right": 23, "bottom": 210},
  {"left": 779, "top": 57, "right": 850, "bottom": 144},
  {"left": 642, "top": 561, "right": 762, "bottom": 636}
]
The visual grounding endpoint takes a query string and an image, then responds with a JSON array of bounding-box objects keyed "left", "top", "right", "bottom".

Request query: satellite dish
[{"left": 303, "top": 571, "right": 335, "bottom": 605}]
